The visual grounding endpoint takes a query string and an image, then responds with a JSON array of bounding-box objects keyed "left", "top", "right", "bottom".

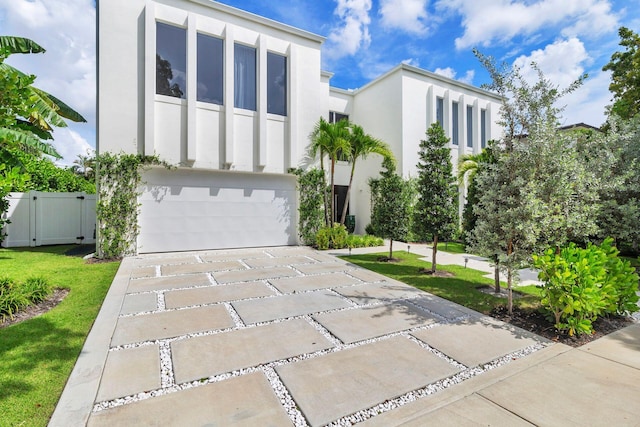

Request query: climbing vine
[
  {"left": 96, "top": 152, "right": 172, "bottom": 259},
  {"left": 289, "top": 167, "right": 325, "bottom": 246}
]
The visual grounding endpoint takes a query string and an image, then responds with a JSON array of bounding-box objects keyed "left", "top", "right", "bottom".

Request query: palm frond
[
  {"left": 0, "top": 36, "right": 45, "bottom": 54},
  {"left": 33, "top": 88, "right": 86, "bottom": 123},
  {"left": 0, "top": 127, "right": 61, "bottom": 159}
]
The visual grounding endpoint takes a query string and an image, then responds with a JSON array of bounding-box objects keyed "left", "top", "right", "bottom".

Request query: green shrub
[
  {"left": 346, "top": 234, "right": 384, "bottom": 248},
  {"left": 533, "top": 238, "right": 640, "bottom": 336},
  {"left": 316, "top": 223, "right": 348, "bottom": 250},
  {"left": 22, "top": 276, "right": 52, "bottom": 303}
]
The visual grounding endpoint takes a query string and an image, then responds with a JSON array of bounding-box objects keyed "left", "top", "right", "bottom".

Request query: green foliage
[
  {"left": 345, "top": 234, "right": 384, "bottom": 248},
  {"left": 603, "top": 27, "right": 640, "bottom": 120},
  {"left": 413, "top": 123, "right": 458, "bottom": 270},
  {"left": 533, "top": 238, "right": 639, "bottom": 336},
  {"left": 96, "top": 152, "right": 172, "bottom": 259},
  {"left": 369, "top": 156, "right": 412, "bottom": 258},
  {"left": 315, "top": 223, "right": 348, "bottom": 250},
  {"left": 0, "top": 163, "right": 30, "bottom": 244},
  {"left": 0, "top": 275, "right": 52, "bottom": 321},
  {"left": 290, "top": 168, "right": 325, "bottom": 246}
]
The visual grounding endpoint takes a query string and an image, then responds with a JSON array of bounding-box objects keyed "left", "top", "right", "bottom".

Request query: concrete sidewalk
[{"left": 50, "top": 246, "right": 640, "bottom": 426}]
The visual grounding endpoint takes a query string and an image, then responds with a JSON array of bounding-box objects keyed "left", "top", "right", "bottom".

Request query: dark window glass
[
  {"left": 156, "top": 22, "right": 186, "bottom": 99},
  {"left": 452, "top": 101, "right": 459, "bottom": 145},
  {"left": 436, "top": 97, "right": 444, "bottom": 127},
  {"left": 234, "top": 44, "right": 256, "bottom": 110},
  {"left": 467, "top": 105, "right": 473, "bottom": 148},
  {"left": 197, "top": 33, "right": 223, "bottom": 104},
  {"left": 481, "top": 109, "right": 487, "bottom": 148},
  {"left": 267, "top": 52, "right": 287, "bottom": 116},
  {"left": 329, "top": 112, "right": 349, "bottom": 123}
]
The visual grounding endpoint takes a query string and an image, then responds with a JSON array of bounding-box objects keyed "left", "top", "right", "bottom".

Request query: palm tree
[
  {"left": 0, "top": 36, "right": 87, "bottom": 159},
  {"left": 457, "top": 153, "right": 482, "bottom": 187},
  {"left": 73, "top": 152, "right": 96, "bottom": 179},
  {"left": 309, "top": 117, "right": 351, "bottom": 225},
  {"left": 339, "top": 124, "right": 394, "bottom": 225}
]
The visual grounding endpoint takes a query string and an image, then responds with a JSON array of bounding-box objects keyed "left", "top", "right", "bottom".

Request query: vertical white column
[
  {"left": 288, "top": 44, "right": 297, "bottom": 170},
  {"left": 258, "top": 35, "right": 267, "bottom": 168},
  {"left": 224, "top": 25, "right": 234, "bottom": 166},
  {"left": 144, "top": 0, "right": 156, "bottom": 156},
  {"left": 443, "top": 89, "right": 451, "bottom": 137},
  {"left": 473, "top": 99, "right": 480, "bottom": 154},
  {"left": 426, "top": 85, "right": 435, "bottom": 125},
  {"left": 186, "top": 13, "right": 197, "bottom": 162}
]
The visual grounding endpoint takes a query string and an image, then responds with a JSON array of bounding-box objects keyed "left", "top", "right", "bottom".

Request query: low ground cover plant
[
  {"left": 315, "top": 224, "right": 383, "bottom": 250},
  {"left": 533, "top": 238, "right": 639, "bottom": 336},
  {"left": 0, "top": 276, "right": 52, "bottom": 321}
]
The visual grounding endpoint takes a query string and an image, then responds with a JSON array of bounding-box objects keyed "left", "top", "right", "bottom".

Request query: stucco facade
[{"left": 98, "top": 0, "right": 503, "bottom": 253}]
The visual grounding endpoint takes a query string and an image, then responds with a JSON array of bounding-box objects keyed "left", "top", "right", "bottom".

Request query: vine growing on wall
[
  {"left": 96, "top": 152, "right": 172, "bottom": 259},
  {"left": 289, "top": 167, "right": 325, "bottom": 246}
]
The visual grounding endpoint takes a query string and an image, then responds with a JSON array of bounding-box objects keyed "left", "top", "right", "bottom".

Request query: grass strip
[
  {"left": 339, "top": 251, "right": 541, "bottom": 313},
  {"left": 0, "top": 245, "right": 119, "bottom": 427}
]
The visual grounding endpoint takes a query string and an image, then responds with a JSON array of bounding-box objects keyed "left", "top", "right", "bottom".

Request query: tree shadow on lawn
[{"left": 0, "top": 315, "right": 84, "bottom": 403}]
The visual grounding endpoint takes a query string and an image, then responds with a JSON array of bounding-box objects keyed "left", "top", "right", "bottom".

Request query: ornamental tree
[
  {"left": 413, "top": 123, "right": 458, "bottom": 273},
  {"left": 603, "top": 27, "right": 640, "bottom": 120}
]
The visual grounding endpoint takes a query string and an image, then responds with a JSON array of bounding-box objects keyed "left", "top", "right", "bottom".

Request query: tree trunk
[
  {"left": 494, "top": 260, "right": 501, "bottom": 293},
  {"left": 507, "top": 268, "right": 513, "bottom": 315},
  {"left": 320, "top": 153, "right": 330, "bottom": 226},
  {"left": 431, "top": 234, "right": 438, "bottom": 273},
  {"left": 389, "top": 239, "right": 393, "bottom": 260},
  {"left": 330, "top": 158, "right": 336, "bottom": 224},
  {"left": 339, "top": 161, "right": 357, "bottom": 225}
]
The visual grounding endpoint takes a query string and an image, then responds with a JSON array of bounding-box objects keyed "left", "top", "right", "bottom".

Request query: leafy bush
[
  {"left": 346, "top": 234, "right": 384, "bottom": 248},
  {"left": 0, "top": 276, "right": 53, "bottom": 321},
  {"left": 316, "top": 223, "right": 348, "bottom": 250},
  {"left": 290, "top": 168, "right": 325, "bottom": 246},
  {"left": 533, "top": 238, "right": 639, "bottom": 336}
]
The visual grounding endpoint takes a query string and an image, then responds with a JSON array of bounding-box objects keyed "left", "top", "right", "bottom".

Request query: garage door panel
[{"left": 138, "top": 169, "right": 297, "bottom": 253}]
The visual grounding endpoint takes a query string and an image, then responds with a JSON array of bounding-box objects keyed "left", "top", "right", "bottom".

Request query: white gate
[{"left": 1, "top": 191, "right": 96, "bottom": 248}]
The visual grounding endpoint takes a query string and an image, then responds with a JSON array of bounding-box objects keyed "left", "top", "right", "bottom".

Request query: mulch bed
[
  {"left": 0, "top": 288, "right": 70, "bottom": 329},
  {"left": 490, "top": 305, "right": 635, "bottom": 347}
]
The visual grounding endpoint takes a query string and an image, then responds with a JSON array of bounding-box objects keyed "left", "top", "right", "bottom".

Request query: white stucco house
[{"left": 98, "top": 0, "right": 503, "bottom": 253}]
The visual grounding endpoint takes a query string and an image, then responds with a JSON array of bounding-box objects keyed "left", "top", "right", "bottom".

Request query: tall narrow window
[
  {"left": 156, "top": 22, "right": 186, "bottom": 99},
  {"left": 329, "top": 112, "right": 349, "bottom": 123},
  {"left": 466, "top": 105, "right": 473, "bottom": 148},
  {"left": 436, "top": 97, "right": 444, "bottom": 128},
  {"left": 452, "top": 101, "right": 459, "bottom": 145},
  {"left": 197, "top": 33, "right": 223, "bottom": 104},
  {"left": 267, "top": 52, "right": 287, "bottom": 116},
  {"left": 234, "top": 44, "right": 256, "bottom": 111},
  {"left": 481, "top": 109, "right": 487, "bottom": 148}
]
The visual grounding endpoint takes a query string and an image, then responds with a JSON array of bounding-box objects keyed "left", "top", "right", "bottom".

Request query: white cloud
[
  {"left": 560, "top": 70, "right": 611, "bottom": 127},
  {"left": 513, "top": 38, "right": 589, "bottom": 89},
  {"left": 325, "top": 0, "right": 372, "bottom": 59},
  {"left": 0, "top": 0, "right": 96, "bottom": 159},
  {"left": 436, "top": 0, "right": 619, "bottom": 50},
  {"left": 51, "top": 128, "right": 94, "bottom": 167},
  {"left": 434, "top": 67, "right": 475, "bottom": 84},
  {"left": 380, "top": 0, "right": 430, "bottom": 34}
]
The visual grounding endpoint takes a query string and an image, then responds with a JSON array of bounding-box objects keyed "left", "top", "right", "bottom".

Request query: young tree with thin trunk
[{"left": 413, "top": 123, "right": 458, "bottom": 274}]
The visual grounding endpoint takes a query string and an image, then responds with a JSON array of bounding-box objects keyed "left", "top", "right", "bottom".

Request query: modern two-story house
[{"left": 98, "top": 0, "right": 503, "bottom": 253}]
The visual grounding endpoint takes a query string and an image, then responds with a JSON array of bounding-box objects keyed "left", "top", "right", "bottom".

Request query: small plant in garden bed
[
  {"left": 316, "top": 223, "right": 383, "bottom": 250},
  {"left": 0, "top": 276, "right": 52, "bottom": 322}
]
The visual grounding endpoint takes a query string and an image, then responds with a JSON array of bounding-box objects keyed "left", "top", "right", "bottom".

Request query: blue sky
[{"left": 0, "top": 0, "right": 638, "bottom": 165}]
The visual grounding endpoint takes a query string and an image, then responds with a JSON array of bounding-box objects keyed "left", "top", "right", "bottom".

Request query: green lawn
[
  {"left": 437, "top": 241, "right": 467, "bottom": 254},
  {"left": 340, "top": 251, "right": 541, "bottom": 313},
  {"left": 0, "top": 246, "right": 120, "bottom": 427}
]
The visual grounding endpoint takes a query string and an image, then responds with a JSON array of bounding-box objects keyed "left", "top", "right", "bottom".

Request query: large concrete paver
[
  {"left": 269, "top": 272, "right": 360, "bottom": 293},
  {"left": 412, "top": 320, "right": 542, "bottom": 367},
  {"left": 127, "top": 273, "right": 211, "bottom": 292},
  {"left": 130, "top": 265, "right": 156, "bottom": 279},
  {"left": 171, "top": 318, "right": 334, "bottom": 383},
  {"left": 199, "top": 250, "right": 269, "bottom": 263},
  {"left": 276, "top": 336, "right": 460, "bottom": 426},
  {"left": 336, "top": 281, "right": 425, "bottom": 304},
  {"left": 478, "top": 349, "right": 640, "bottom": 426},
  {"left": 96, "top": 345, "right": 161, "bottom": 402},
  {"left": 313, "top": 301, "right": 438, "bottom": 344},
  {"left": 213, "top": 266, "right": 298, "bottom": 284},
  {"left": 232, "top": 290, "right": 352, "bottom": 324},
  {"left": 164, "top": 281, "right": 275, "bottom": 309},
  {"left": 161, "top": 260, "right": 244, "bottom": 276},
  {"left": 120, "top": 292, "right": 157, "bottom": 315},
  {"left": 294, "top": 261, "right": 351, "bottom": 275},
  {"left": 244, "top": 255, "right": 313, "bottom": 268},
  {"left": 111, "top": 305, "right": 234, "bottom": 346},
  {"left": 87, "top": 372, "right": 292, "bottom": 426},
  {"left": 409, "top": 295, "right": 473, "bottom": 321},
  {"left": 133, "top": 254, "right": 199, "bottom": 267},
  {"left": 580, "top": 322, "right": 640, "bottom": 369}
]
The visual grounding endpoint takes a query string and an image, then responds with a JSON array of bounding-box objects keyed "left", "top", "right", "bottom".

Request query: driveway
[{"left": 50, "top": 246, "right": 640, "bottom": 426}]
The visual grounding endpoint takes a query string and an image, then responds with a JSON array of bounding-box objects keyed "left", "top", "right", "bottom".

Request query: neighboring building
[{"left": 98, "top": 0, "right": 503, "bottom": 253}]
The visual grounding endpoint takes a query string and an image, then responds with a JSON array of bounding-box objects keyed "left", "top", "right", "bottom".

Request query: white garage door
[{"left": 138, "top": 168, "right": 297, "bottom": 253}]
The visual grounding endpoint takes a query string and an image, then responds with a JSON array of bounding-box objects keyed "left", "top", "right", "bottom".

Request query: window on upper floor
[
  {"left": 436, "top": 97, "right": 444, "bottom": 128},
  {"left": 452, "top": 101, "right": 459, "bottom": 145},
  {"left": 267, "top": 52, "right": 287, "bottom": 116},
  {"left": 466, "top": 105, "right": 473, "bottom": 148},
  {"left": 234, "top": 44, "right": 256, "bottom": 111},
  {"left": 329, "top": 112, "right": 349, "bottom": 123},
  {"left": 197, "top": 33, "right": 224, "bottom": 105},
  {"left": 481, "top": 109, "right": 487, "bottom": 148},
  {"left": 156, "top": 22, "right": 186, "bottom": 99}
]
